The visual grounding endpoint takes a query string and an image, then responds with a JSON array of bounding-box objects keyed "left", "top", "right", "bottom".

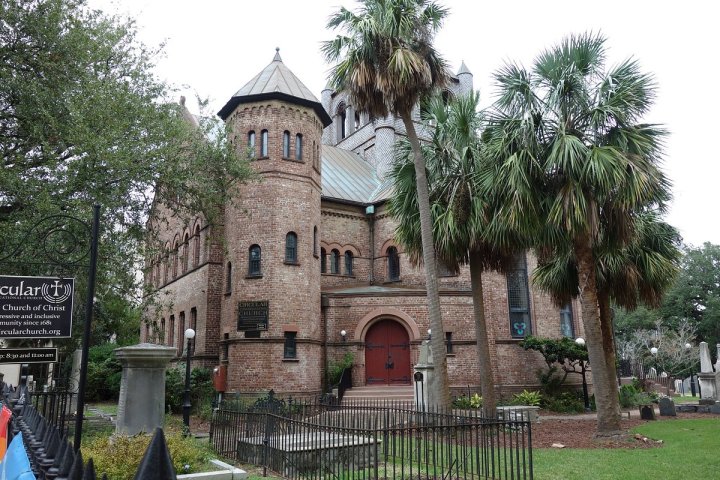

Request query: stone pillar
[
  {"left": 114, "top": 343, "right": 176, "bottom": 435},
  {"left": 413, "top": 341, "right": 438, "bottom": 409}
]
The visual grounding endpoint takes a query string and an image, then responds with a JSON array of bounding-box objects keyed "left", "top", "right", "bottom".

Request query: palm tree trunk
[
  {"left": 401, "top": 114, "right": 451, "bottom": 409},
  {"left": 469, "top": 250, "right": 497, "bottom": 414},
  {"left": 598, "top": 289, "right": 621, "bottom": 417},
  {"left": 574, "top": 236, "right": 621, "bottom": 435}
]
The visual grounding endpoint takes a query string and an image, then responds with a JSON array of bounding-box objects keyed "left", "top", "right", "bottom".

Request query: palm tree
[
  {"left": 534, "top": 211, "right": 681, "bottom": 410},
  {"left": 323, "top": 0, "right": 452, "bottom": 406},
  {"left": 484, "top": 33, "right": 670, "bottom": 435},
  {"left": 390, "top": 92, "right": 518, "bottom": 413}
]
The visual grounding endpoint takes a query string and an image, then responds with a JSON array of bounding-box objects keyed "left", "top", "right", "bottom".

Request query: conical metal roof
[{"left": 218, "top": 49, "right": 331, "bottom": 126}]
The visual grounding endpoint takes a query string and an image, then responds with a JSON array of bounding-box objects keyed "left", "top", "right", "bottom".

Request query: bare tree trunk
[
  {"left": 598, "top": 289, "right": 621, "bottom": 416},
  {"left": 469, "top": 250, "right": 496, "bottom": 414},
  {"left": 574, "top": 236, "right": 621, "bottom": 435},
  {"left": 402, "top": 114, "right": 450, "bottom": 408}
]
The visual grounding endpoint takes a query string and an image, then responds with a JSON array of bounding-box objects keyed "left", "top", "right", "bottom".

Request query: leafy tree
[
  {"left": 484, "top": 33, "right": 669, "bottom": 434},
  {"left": 390, "top": 92, "right": 518, "bottom": 413},
  {"left": 520, "top": 336, "right": 589, "bottom": 394},
  {"left": 0, "top": 0, "right": 252, "bottom": 346},
  {"left": 323, "top": 0, "right": 452, "bottom": 406}
]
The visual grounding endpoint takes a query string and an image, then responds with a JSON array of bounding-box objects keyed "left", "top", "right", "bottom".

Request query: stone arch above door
[{"left": 353, "top": 307, "right": 421, "bottom": 342}]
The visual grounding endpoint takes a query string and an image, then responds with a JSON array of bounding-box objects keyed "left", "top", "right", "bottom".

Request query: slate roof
[
  {"left": 218, "top": 49, "right": 332, "bottom": 126},
  {"left": 321, "top": 145, "right": 394, "bottom": 204}
]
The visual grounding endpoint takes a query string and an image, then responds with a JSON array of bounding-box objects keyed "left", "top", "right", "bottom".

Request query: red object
[
  {"left": 364, "top": 319, "right": 411, "bottom": 385},
  {"left": 212, "top": 365, "right": 227, "bottom": 392},
  {"left": 0, "top": 405, "right": 12, "bottom": 459}
]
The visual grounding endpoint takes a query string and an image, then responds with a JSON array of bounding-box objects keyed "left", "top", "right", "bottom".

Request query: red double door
[{"left": 365, "top": 320, "right": 411, "bottom": 385}]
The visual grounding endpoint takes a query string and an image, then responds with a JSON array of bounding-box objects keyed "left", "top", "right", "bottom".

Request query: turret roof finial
[{"left": 273, "top": 47, "right": 282, "bottom": 62}]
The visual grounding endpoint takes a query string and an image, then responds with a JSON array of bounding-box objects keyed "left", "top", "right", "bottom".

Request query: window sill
[
  {"left": 313, "top": 253, "right": 319, "bottom": 259},
  {"left": 245, "top": 274, "right": 263, "bottom": 279},
  {"left": 322, "top": 273, "right": 355, "bottom": 278},
  {"left": 446, "top": 353, "right": 456, "bottom": 357},
  {"left": 282, "top": 157, "right": 305, "bottom": 163},
  {"left": 224, "top": 291, "right": 232, "bottom": 297},
  {"left": 496, "top": 338, "right": 528, "bottom": 344},
  {"left": 282, "top": 358, "right": 299, "bottom": 363},
  {"left": 383, "top": 279, "right": 401, "bottom": 284},
  {"left": 284, "top": 261, "right": 300, "bottom": 266}
]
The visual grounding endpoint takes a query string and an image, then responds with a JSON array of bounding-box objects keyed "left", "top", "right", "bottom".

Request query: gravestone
[
  {"left": 413, "top": 341, "right": 436, "bottom": 410},
  {"left": 114, "top": 343, "right": 176, "bottom": 435},
  {"left": 697, "top": 341, "right": 720, "bottom": 405},
  {"left": 639, "top": 404, "right": 656, "bottom": 420},
  {"left": 658, "top": 397, "right": 676, "bottom": 416}
]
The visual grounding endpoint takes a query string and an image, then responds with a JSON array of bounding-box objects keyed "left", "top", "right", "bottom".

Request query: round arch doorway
[{"left": 365, "top": 319, "right": 411, "bottom": 385}]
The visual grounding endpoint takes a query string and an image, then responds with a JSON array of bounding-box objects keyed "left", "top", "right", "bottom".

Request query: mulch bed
[{"left": 532, "top": 411, "right": 708, "bottom": 449}]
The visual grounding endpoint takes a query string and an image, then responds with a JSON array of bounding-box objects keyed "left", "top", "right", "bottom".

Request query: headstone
[
  {"left": 658, "top": 397, "right": 676, "bottom": 416},
  {"left": 639, "top": 404, "right": 656, "bottom": 420},
  {"left": 114, "top": 343, "right": 176, "bottom": 435},
  {"left": 413, "top": 341, "right": 436, "bottom": 410},
  {"left": 715, "top": 344, "right": 720, "bottom": 373},
  {"left": 699, "top": 342, "right": 713, "bottom": 373},
  {"left": 710, "top": 402, "right": 720, "bottom": 415}
]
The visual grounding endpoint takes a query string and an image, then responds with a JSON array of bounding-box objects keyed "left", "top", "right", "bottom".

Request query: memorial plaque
[
  {"left": 0, "top": 276, "right": 74, "bottom": 338},
  {"left": 0, "top": 348, "right": 58, "bottom": 364},
  {"left": 237, "top": 300, "right": 269, "bottom": 331}
]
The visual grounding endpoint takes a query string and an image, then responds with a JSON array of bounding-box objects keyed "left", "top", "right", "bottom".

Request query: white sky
[{"left": 90, "top": 0, "right": 719, "bottom": 247}]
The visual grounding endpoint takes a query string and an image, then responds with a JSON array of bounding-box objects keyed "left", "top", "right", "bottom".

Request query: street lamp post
[
  {"left": 575, "top": 337, "right": 590, "bottom": 411},
  {"left": 183, "top": 328, "right": 196, "bottom": 437}
]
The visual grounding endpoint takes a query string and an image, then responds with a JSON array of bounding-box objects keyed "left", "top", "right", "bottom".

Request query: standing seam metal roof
[{"left": 321, "top": 145, "right": 394, "bottom": 204}]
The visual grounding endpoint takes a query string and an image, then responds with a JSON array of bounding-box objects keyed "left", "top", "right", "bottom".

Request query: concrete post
[
  {"left": 413, "top": 341, "right": 438, "bottom": 409},
  {"left": 114, "top": 343, "right": 176, "bottom": 435}
]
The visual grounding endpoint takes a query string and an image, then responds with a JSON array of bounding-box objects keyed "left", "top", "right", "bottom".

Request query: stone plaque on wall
[{"left": 237, "top": 300, "right": 269, "bottom": 331}]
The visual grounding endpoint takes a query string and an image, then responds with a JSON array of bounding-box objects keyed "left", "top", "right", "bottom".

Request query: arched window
[
  {"left": 225, "top": 262, "right": 232, "bottom": 293},
  {"left": 295, "top": 134, "right": 303, "bottom": 160},
  {"left": 248, "top": 245, "right": 262, "bottom": 276},
  {"left": 248, "top": 131, "right": 256, "bottom": 157},
  {"left": 260, "top": 129, "right": 268, "bottom": 157},
  {"left": 283, "top": 130, "right": 290, "bottom": 158},
  {"left": 182, "top": 233, "right": 190, "bottom": 273},
  {"left": 193, "top": 225, "right": 201, "bottom": 267},
  {"left": 387, "top": 246, "right": 400, "bottom": 281},
  {"left": 560, "top": 303, "right": 574, "bottom": 338},
  {"left": 172, "top": 241, "right": 179, "bottom": 278},
  {"left": 285, "top": 232, "right": 297, "bottom": 263},
  {"left": 344, "top": 251, "right": 353, "bottom": 276},
  {"left": 313, "top": 226, "right": 318, "bottom": 256},
  {"left": 160, "top": 317, "right": 166, "bottom": 344},
  {"left": 320, "top": 247, "right": 327, "bottom": 273},
  {"left": 336, "top": 103, "right": 346, "bottom": 141},
  {"left": 163, "top": 250, "right": 170, "bottom": 284},
  {"left": 354, "top": 111, "right": 360, "bottom": 129},
  {"left": 506, "top": 252, "right": 531, "bottom": 338},
  {"left": 330, "top": 249, "right": 340, "bottom": 274}
]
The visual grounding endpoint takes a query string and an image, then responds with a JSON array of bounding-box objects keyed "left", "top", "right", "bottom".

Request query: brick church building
[{"left": 142, "top": 50, "right": 583, "bottom": 398}]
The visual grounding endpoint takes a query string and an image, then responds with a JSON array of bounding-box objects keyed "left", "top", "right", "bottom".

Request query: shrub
[
  {"left": 511, "top": 390, "right": 542, "bottom": 407},
  {"left": 619, "top": 384, "right": 639, "bottom": 408},
  {"left": 85, "top": 344, "right": 123, "bottom": 401},
  {"left": 83, "top": 432, "right": 213, "bottom": 479},
  {"left": 542, "top": 392, "right": 585, "bottom": 413},
  {"left": 165, "top": 366, "right": 215, "bottom": 414},
  {"left": 327, "top": 352, "right": 353, "bottom": 387},
  {"left": 452, "top": 393, "right": 483, "bottom": 409}
]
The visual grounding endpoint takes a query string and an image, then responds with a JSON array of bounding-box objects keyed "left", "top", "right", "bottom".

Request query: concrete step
[{"left": 342, "top": 385, "right": 415, "bottom": 404}]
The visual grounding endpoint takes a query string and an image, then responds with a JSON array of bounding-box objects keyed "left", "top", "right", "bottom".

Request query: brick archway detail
[{"left": 354, "top": 308, "right": 420, "bottom": 342}]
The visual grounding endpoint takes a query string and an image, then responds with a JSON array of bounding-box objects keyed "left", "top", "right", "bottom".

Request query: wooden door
[{"left": 365, "top": 320, "right": 411, "bottom": 385}]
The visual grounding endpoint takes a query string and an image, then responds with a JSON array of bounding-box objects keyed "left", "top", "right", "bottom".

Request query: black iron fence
[
  {"left": 30, "top": 390, "right": 76, "bottom": 437},
  {"left": 210, "top": 394, "right": 533, "bottom": 479}
]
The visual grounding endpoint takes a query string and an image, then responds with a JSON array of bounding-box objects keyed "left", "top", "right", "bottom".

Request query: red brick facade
[{"left": 142, "top": 55, "right": 589, "bottom": 401}]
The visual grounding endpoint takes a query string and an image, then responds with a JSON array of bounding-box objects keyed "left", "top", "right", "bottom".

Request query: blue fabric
[{"left": 0, "top": 432, "right": 35, "bottom": 480}]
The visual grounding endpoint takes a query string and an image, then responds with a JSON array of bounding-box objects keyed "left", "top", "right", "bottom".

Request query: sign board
[
  {"left": 0, "top": 276, "right": 74, "bottom": 338},
  {"left": 0, "top": 348, "right": 58, "bottom": 364},
  {"left": 237, "top": 300, "right": 269, "bottom": 331}
]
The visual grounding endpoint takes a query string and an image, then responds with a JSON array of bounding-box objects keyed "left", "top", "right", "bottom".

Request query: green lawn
[{"left": 533, "top": 418, "right": 720, "bottom": 480}]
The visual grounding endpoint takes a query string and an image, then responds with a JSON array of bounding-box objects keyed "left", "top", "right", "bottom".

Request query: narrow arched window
[
  {"left": 313, "top": 227, "right": 318, "bottom": 256},
  {"left": 260, "top": 129, "right": 268, "bottom": 157},
  {"left": 344, "top": 251, "right": 353, "bottom": 276},
  {"left": 387, "top": 246, "right": 400, "bottom": 281},
  {"left": 354, "top": 111, "right": 360, "bottom": 129},
  {"left": 283, "top": 131, "right": 290, "bottom": 158},
  {"left": 336, "top": 103, "right": 346, "bottom": 142},
  {"left": 507, "top": 252, "right": 531, "bottom": 338},
  {"left": 285, "top": 232, "right": 298, "bottom": 263},
  {"left": 249, "top": 245, "right": 262, "bottom": 276},
  {"left": 172, "top": 241, "right": 179, "bottom": 278},
  {"left": 225, "top": 262, "right": 232, "bottom": 293},
  {"left": 330, "top": 249, "right": 340, "bottom": 274},
  {"left": 193, "top": 225, "right": 201, "bottom": 267},
  {"left": 295, "top": 134, "right": 303, "bottom": 160},
  {"left": 320, "top": 247, "right": 327, "bottom": 273},
  {"left": 182, "top": 233, "right": 190, "bottom": 273},
  {"left": 248, "top": 131, "right": 256, "bottom": 158}
]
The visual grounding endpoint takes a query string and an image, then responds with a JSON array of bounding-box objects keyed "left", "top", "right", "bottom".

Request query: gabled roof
[
  {"left": 321, "top": 145, "right": 393, "bottom": 204},
  {"left": 218, "top": 49, "right": 332, "bottom": 126}
]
